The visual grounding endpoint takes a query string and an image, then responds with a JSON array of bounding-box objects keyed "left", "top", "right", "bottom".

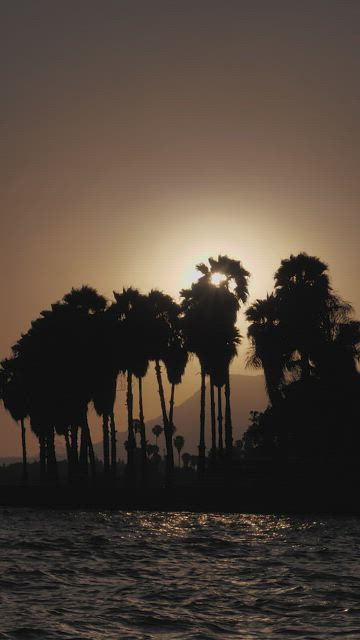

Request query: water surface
[{"left": 0, "top": 509, "right": 359, "bottom": 639}]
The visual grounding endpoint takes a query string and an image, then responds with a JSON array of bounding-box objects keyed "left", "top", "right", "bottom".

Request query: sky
[{"left": 1, "top": 1, "right": 360, "bottom": 453}]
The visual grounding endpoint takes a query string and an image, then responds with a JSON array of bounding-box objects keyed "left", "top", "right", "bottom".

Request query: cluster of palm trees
[
  {"left": 245, "top": 253, "right": 360, "bottom": 459},
  {"left": 246, "top": 253, "right": 359, "bottom": 402},
  {"left": 0, "top": 255, "right": 250, "bottom": 485},
  {"left": 1, "top": 252, "right": 358, "bottom": 485}
]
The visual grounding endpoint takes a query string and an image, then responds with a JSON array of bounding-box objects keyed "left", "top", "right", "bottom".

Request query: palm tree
[
  {"left": 146, "top": 290, "right": 181, "bottom": 485},
  {"left": 112, "top": 288, "right": 145, "bottom": 484},
  {"left": 181, "top": 452, "right": 191, "bottom": 469},
  {"left": 163, "top": 322, "right": 188, "bottom": 430},
  {"left": 181, "top": 276, "right": 215, "bottom": 475},
  {"left": 152, "top": 424, "right": 163, "bottom": 446},
  {"left": 11, "top": 309, "right": 61, "bottom": 483},
  {"left": 207, "top": 256, "right": 250, "bottom": 464},
  {"left": 173, "top": 435, "right": 185, "bottom": 467},
  {"left": 274, "top": 253, "right": 356, "bottom": 383},
  {"left": 181, "top": 255, "right": 249, "bottom": 472},
  {"left": 61, "top": 286, "right": 108, "bottom": 482},
  {"left": 246, "top": 294, "right": 287, "bottom": 406},
  {"left": 92, "top": 305, "right": 119, "bottom": 480},
  {"left": 0, "top": 357, "right": 29, "bottom": 483},
  {"left": 112, "top": 288, "right": 153, "bottom": 484},
  {"left": 146, "top": 443, "right": 159, "bottom": 459},
  {"left": 274, "top": 253, "right": 333, "bottom": 380}
]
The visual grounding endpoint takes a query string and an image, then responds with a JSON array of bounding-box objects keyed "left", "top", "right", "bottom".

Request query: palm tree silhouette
[
  {"left": 207, "top": 256, "right": 249, "bottom": 465},
  {"left": 182, "top": 255, "right": 249, "bottom": 472},
  {"left": 246, "top": 294, "right": 287, "bottom": 406},
  {"left": 274, "top": 253, "right": 334, "bottom": 380},
  {"left": 173, "top": 434, "right": 185, "bottom": 467},
  {"left": 163, "top": 320, "right": 188, "bottom": 431},
  {"left": 61, "top": 286, "right": 107, "bottom": 481},
  {"left": 92, "top": 304, "right": 119, "bottom": 480},
  {"left": 181, "top": 452, "right": 191, "bottom": 469},
  {"left": 112, "top": 288, "right": 146, "bottom": 484},
  {"left": 146, "top": 290, "right": 181, "bottom": 485},
  {"left": 0, "top": 358, "right": 29, "bottom": 483},
  {"left": 152, "top": 424, "right": 163, "bottom": 446}
]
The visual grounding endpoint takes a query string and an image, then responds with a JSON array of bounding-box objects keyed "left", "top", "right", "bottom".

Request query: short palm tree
[
  {"left": 152, "top": 424, "right": 163, "bottom": 446},
  {"left": 173, "top": 435, "right": 185, "bottom": 467}
]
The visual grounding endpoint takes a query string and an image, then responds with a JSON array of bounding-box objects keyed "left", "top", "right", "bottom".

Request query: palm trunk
[
  {"left": 110, "top": 411, "right": 117, "bottom": 480},
  {"left": 84, "top": 416, "right": 96, "bottom": 481},
  {"left": 126, "top": 370, "right": 136, "bottom": 484},
  {"left": 217, "top": 385, "right": 224, "bottom": 456},
  {"left": 102, "top": 413, "right": 110, "bottom": 477},
  {"left": 20, "top": 418, "right": 27, "bottom": 483},
  {"left": 301, "top": 352, "right": 311, "bottom": 379},
  {"left": 70, "top": 425, "right": 79, "bottom": 463},
  {"left": 39, "top": 433, "right": 47, "bottom": 484},
  {"left": 155, "top": 359, "right": 174, "bottom": 485},
  {"left": 46, "top": 428, "right": 58, "bottom": 483},
  {"left": 138, "top": 377, "right": 147, "bottom": 486},
  {"left": 70, "top": 425, "right": 79, "bottom": 480},
  {"left": 198, "top": 364, "right": 206, "bottom": 477},
  {"left": 64, "top": 429, "right": 72, "bottom": 483},
  {"left": 210, "top": 377, "right": 216, "bottom": 469},
  {"left": 79, "top": 422, "right": 89, "bottom": 478},
  {"left": 169, "top": 383, "right": 175, "bottom": 428},
  {"left": 224, "top": 369, "right": 233, "bottom": 464}
]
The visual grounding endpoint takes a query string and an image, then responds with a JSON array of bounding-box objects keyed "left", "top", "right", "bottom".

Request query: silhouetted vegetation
[
  {"left": 243, "top": 253, "right": 360, "bottom": 463},
  {"left": 1, "top": 253, "right": 359, "bottom": 495}
]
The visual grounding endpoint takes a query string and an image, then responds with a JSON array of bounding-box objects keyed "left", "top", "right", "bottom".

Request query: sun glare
[{"left": 211, "top": 272, "right": 227, "bottom": 286}]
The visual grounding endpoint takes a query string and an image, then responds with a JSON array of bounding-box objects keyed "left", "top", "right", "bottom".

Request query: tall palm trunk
[
  {"left": 70, "top": 425, "right": 79, "bottom": 463},
  {"left": 209, "top": 377, "right": 216, "bottom": 469},
  {"left": 198, "top": 364, "right": 206, "bottom": 477},
  {"left": 70, "top": 425, "right": 79, "bottom": 480},
  {"left": 39, "top": 433, "right": 47, "bottom": 484},
  {"left": 224, "top": 370, "right": 233, "bottom": 464},
  {"left": 64, "top": 429, "right": 73, "bottom": 483},
  {"left": 126, "top": 370, "right": 136, "bottom": 483},
  {"left": 79, "top": 422, "right": 89, "bottom": 478},
  {"left": 138, "top": 377, "right": 147, "bottom": 485},
  {"left": 20, "top": 418, "right": 27, "bottom": 483},
  {"left": 301, "top": 351, "right": 311, "bottom": 379},
  {"left": 46, "top": 427, "right": 58, "bottom": 483},
  {"left": 155, "top": 359, "right": 174, "bottom": 485},
  {"left": 169, "top": 383, "right": 175, "bottom": 429},
  {"left": 84, "top": 416, "right": 96, "bottom": 481},
  {"left": 110, "top": 411, "right": 117, "bottom": 479},
  {"left": 217, "top": 386, "right": 224, "bottom": 456},
  {"left": 102, "top": 413, "right": 110, "bottom": 477}
]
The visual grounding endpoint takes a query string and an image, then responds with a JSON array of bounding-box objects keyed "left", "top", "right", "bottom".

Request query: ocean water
[{"left": 0, "top": 510, "right": 359, "bottom": 639}]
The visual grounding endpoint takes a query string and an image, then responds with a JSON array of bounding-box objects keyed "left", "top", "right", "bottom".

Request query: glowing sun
[{"left": 211, "top": 272, "right": 227, "bottom": 286}]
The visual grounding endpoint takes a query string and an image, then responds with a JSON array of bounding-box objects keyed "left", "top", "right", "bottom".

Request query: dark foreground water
[{"left": 0, "top": 510, "right": 360, "bottom": 639}]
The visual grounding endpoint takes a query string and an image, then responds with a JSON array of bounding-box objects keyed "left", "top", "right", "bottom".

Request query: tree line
[{"left": 1, "top": 253, "right": 359, "bottom": 486}]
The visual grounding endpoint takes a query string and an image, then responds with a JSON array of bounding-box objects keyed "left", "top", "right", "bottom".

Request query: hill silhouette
[
  {"left": 145, "top": 374, "right": 267, "bottom": 454},
  {"left": 90, "top": 374, "right": 267, "bottom": 458}
]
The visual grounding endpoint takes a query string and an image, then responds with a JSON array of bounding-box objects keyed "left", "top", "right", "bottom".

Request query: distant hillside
[
  {"left": 145, "top": 374, "right": 267, "bottom": 454},
  {"left": 93, "top": 374, "right": 267, "bottom": 458}
]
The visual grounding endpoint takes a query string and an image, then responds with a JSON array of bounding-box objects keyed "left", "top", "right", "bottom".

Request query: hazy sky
[{"left": 1, "top": 1, "right": 360, "bottom": 452}]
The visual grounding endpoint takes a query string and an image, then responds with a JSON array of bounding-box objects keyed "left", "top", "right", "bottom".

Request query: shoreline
[{"left": 0, "top": 483, "right": 359, "bottom": 516}]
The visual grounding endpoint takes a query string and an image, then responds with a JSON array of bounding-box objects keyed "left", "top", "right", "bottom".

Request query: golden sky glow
[{"left": 1, "top": 1, "right": 360, "bottom": 454}]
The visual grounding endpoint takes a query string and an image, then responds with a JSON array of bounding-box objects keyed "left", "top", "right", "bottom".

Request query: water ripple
[{"left": 0, "top": 510, "right": 360, "bottom": 638}]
